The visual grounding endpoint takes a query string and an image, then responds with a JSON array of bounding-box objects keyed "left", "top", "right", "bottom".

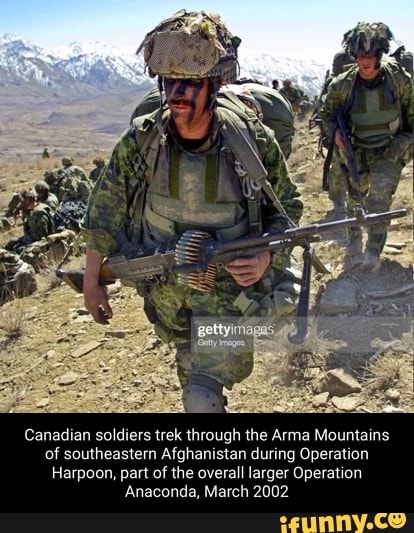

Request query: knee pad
[{"left": 182, "top": 374, "right": 226, "bottom": 413}]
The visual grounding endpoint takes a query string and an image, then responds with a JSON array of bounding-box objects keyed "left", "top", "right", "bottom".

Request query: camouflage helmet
[
  {"left": 136, "top": 9, "right": 241, "bottom": 83},
  {"left": 342, "top": 22, "right": 393, "bottom": 58},
  {"left": 61, "top": 156, "right": 74, "bottom": 167},
  {"left": 34, "top": 180, "right": 50, "bottom": 193},
  {"left": 92, "top": 157, "right": 105, "bottom": 167},
  {"left": 283, "top": 79, "right": 292, "bottom": 86},
  {"left": 20, "top": 189, "right": 36, "bottom": 200},
  {"left": 332, "top": 48, "right": 355, "bottom": 76}
]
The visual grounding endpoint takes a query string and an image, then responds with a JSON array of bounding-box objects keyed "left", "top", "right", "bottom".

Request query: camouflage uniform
[
  {"left": 0, "top": 247, "right": 37, "bottom": 304},
  {"left": 321, "top": 23, "right": 414, "bottom": 261},
  {"left": 82, "top": 10, "right": 303, "bottom": 412},
  {"left": 88, "top": 158, "right": 106, "bottom": 183},
  {"left": 23, "top": 203, "right": 55, "bottom": 243},
  {"left": 280, "top": 80, "right": 301, "bottom": 112}
]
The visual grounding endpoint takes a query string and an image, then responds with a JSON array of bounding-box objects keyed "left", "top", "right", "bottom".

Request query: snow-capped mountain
[{"left": 0, "top": 33, "right": 328, "bottom": 98}]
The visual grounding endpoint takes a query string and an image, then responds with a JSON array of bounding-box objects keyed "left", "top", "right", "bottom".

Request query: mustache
[{"left": 169, "top": 97, "right": 193, "bottom": 106}]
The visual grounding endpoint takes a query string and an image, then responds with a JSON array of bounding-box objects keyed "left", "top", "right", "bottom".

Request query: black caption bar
[{"left": 1, "top": 413, "right": 413, "bottom": 512}]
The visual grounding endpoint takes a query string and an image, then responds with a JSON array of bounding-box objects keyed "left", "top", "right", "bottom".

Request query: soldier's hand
[
  {"left": 334, "top": 129, "right": 345, "bottom": 149},
  {"left": 84, "top": 283, "right": 113, "bottom": 325},
  {"left": 224, "top": 251, "right": 271, "bottom": 287}
]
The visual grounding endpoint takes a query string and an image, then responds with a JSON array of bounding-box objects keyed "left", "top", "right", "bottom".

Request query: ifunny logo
[{"left": 279, "top": 514, "right": 407, "bottom": 533}]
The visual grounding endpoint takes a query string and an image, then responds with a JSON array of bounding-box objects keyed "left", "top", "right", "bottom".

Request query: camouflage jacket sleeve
[{"left": 81, "top": 128, "right": 137, "bottom": 256}]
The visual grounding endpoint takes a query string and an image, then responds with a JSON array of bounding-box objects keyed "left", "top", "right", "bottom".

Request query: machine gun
[{"left": 56, "top": 208, "right": 407, "bottom": 344}]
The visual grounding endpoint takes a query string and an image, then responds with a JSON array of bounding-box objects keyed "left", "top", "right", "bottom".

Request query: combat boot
[
  {"left": 363, "top": 248, "right": 381, "bottom": 269},
  {"left": 332, "top": 198, "right": 346, "bottom": 218},
  {"left": 345, "top": 228, "right": 363, "bottom": 257}
]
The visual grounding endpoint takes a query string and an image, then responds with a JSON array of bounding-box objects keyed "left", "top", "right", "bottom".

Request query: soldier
[
  {"left": 34, "top": 181, "right": 59, "bottom": 212},
  {"left": 42, "top": 148, "right": 50, "bottom": 159},
  {"left": 58, "top": 157, "right": 92, "bottom": 204},
  {"left": 272, "top": 79, "right": 280, "bottom": 90},
  {"left": 5, "top": 190, "right": 55, "bottom": 253},
  {"left": 312, "top": 49, "right": 356, "bottom": 216},
  {"left": 88, "top": 157, "right": 106, "bottom": 183},
  {"left": 0, "top": 247, "right": 37, "bottom": 304},
  {"left": 280, "top": 79, "right": 301, "bottom": 112},
  {"left": 81, "top": 9, "right": 303, "bottom": 413},
  {"left": 321, "top": 22, "right": 414, "bottom": 266}
]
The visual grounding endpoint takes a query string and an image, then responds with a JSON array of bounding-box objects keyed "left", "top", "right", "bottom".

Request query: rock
[
  {"left": 71, "top": 341, "right": 102, "bottom": 358},
  {"left": 312, "top": 368, "right": 362, "bottom": 397},
  {"left": 57, "top": 371, "right": 78, "bottom": 386},
  {"left": 312, "top": 392, "right": 329, "bottom": 407},
  {"left": 36, "top": 398, "right": 50, "bottom": 408},
  {"left": 105, "top": 330, "right": 132, "bottom": 339},
  {"left": 319, "top": 280, "right": 358, "bottom": 315},
  {"left": 382, "top": 405, "right": 404, "bottom": 413},
  {"left": 331, "top": 395, "right": 361, "bottom": 412},
  {"left": 385, "top": 389, "right": 400, "bottom": 403},
  {"left": 107, "top": 283, "right": 122, "bottom": 295},
  {"left": 73, "top": 315, "right": 93, "bottom": 323},
  {"left": 46, "top": 350, "right": 56, "bottom": 358},
  {"left": 76, "top": 308, "right": 90, "bottom": 315},
  {"left": 145, "top": 338, "right": 161, "bottom": 351}
]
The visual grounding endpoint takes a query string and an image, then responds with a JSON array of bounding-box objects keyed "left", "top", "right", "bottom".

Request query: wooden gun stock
[{"left": 56, "top": 263, "right": 117, "bottom": 294}]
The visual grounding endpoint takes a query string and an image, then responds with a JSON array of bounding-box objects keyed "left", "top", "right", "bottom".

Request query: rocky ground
[{"left": 0, "top": 118, "right": 413, "bottom": 414}]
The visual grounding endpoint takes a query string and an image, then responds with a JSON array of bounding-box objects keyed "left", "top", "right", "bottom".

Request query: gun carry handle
[{"left": 288, "top": 246, "right": 313, "bottom": 345}]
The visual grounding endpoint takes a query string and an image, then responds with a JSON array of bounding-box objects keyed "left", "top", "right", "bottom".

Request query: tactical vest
[
  {"left": 128, "top": 96, "right": 275, "bottom": 246},
  {"left": 349, "top": 81, "right": 400, "bottom": 148},
  {"left": 333, "top": 61, "right": 409, "bottom": 133}
]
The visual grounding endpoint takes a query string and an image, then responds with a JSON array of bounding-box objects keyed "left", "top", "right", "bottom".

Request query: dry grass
[
  {"left": 363, "top": 352, "right": 405, "bottom": 391},
  {"left": 0, "top": 300, "right": 29, "bottom": 339}
]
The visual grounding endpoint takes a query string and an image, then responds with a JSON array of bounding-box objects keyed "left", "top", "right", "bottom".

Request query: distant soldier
[
  {"left": 58, "top": 156, "right": 92, "bottom": 203},
  {"left": 88, "top": 157, "right": 106, "bottom": 183},
  {"left": 34, "top": 181, "right": 59, "bottom": 212},
  {"left": 280, "top": 79, "right": 301, "bottom": 112},
  {"left": 272, "top": 79, "right": 279, "bottom": 90},
  {"left": 0, "top": 247, "right": 37, "bottom": 304},
  {"left": 5, "top": 190, "right": 55, "bottom": 253},
  {"left": 42, "top": 148, "right": 50, "bottom": 159}
]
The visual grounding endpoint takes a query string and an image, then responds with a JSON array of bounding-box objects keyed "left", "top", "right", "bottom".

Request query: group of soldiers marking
[{"left": 0, "top": 156, "right": 106, "bottom": 304}]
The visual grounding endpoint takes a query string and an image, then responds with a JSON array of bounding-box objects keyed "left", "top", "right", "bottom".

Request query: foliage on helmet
[
  {"left": 62, "top": 156, "right": 74, "bottom": 167},
  {"left": 342, "top": 22, "right": 393, "bottom": 57},
  {"left": 136, "top": 9, "right": 241, "bottom": 83},
  {"left": 34, "top": 181, "right": 50, "bottom": 192},
  {"left": 20, "top": 189, "right": 36, "bottom": 200},
  {"left": 93, "top": 157, "right": 105, "bottom": 167}
]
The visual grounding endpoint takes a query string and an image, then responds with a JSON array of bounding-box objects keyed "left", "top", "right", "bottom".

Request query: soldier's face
[
  {"left": 356, "top": 54, "right": 379, "bottom": 79},
  {"left": 164, "top": 77, "right": 210, "bottom": 126}
]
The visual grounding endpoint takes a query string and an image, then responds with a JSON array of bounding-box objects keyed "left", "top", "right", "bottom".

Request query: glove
[{"left": 384, "top": 134, "right": 413, "bottom": 164}]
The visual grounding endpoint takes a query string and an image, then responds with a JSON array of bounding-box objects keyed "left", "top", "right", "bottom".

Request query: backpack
[{"left": 389, "top": 45, "right": 413, "bottom": 76}]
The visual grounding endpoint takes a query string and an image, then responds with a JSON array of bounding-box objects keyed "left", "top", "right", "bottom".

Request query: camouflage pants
[
  {"left": 328, "top": 154, "right": 348, "bottom": 204},
  {"left": 145, "top": 266, "right": 299, "bottom": 389},
  {"left": 341, "top": 147, "right": 405, "bottom": 253}
]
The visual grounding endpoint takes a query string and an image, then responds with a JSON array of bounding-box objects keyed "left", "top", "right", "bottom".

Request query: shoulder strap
[{"left": 126, "top": 107, "right": 169, "bottom": 242}]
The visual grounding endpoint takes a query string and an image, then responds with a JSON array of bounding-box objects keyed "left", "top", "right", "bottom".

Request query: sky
[{"left": 1, "top": 0, "right": 413, "bottom": 64}]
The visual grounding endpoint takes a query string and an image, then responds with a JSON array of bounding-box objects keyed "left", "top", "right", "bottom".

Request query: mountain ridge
[{"left": 0, "top": 33, "right": 328, "bottom": 98}]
